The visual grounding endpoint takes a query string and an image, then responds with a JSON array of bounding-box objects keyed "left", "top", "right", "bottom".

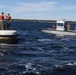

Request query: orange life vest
[
  {"left": 0, "top": 15, "right": 2, "bottom": 20},
  {"left": 6, "top": 16, "right": 11, "bottom": 21}
]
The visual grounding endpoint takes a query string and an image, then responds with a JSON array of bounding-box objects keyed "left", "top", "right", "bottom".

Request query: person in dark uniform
[{"left": 66, "top": 23, "right": 70, "bottom": 31}]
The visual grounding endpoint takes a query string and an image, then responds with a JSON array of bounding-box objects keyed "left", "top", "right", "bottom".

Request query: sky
[{"left": 0, "top": 0, "right": 76, "bottom": 21}]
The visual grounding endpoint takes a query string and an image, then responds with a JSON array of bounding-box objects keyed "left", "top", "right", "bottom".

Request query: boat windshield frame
[{"left": 57, "top": 23, "right": 64, "bottom": 26}]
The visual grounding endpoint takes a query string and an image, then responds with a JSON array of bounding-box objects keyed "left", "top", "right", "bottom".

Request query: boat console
[{"left": 56, "top": 20, "right": 65, "bottom": 31}]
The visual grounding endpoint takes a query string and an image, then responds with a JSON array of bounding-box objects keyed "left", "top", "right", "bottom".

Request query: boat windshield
[{"left": 57, "top": 23, "right": 64, "bottom": 26}]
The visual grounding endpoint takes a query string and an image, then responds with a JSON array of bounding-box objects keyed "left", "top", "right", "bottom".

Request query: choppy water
[{"left": 0, "top": 21, "right": 76, "bottom": 75}]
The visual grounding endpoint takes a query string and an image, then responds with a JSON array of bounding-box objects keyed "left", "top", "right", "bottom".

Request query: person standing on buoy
[
  {"left": 0, "top": 12, "right": 5, "bottom": 30},
  {"left": 6, "top": 13, "right": 11, "bottom": 30}
]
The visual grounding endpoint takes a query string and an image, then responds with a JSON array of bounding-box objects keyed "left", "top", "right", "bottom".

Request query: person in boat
[
  {"left": 66, "top": 23, "right": 70, "bottom": 31},
  {"left": 52, "top": 25, "right": 56, "bottom": 30},
  {"left": 0, "top": 12, "right": 5, "bottom": 30},
  {"left": 6, "top": 13, "right": 11, "bottom": 30}
]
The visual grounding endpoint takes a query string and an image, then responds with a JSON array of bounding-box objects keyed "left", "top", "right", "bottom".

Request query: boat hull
[
  {"left": 42, "top": 29, "right": 76, "bottom": 36},
  {"left": 0, "top": 30, "right": 17, "bottom": 43},
  {"left": 0, "top": 30, "right": 17, "bottom": 36},
  {"left": 0, "top": 30, "right": 17, "bottom": 39}
]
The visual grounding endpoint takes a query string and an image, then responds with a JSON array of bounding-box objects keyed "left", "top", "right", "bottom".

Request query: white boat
[
  {"left": 0, "top": 30, "right": 17, "bottom": 39},
  {"left": 0, "top": 30, "right": 17, "bottom": 36},
  {"left": 42, "top": 20, "right": 76, "bottom": 36}
]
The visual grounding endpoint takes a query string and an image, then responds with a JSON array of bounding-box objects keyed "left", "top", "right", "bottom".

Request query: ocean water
[{"left": 0, "top": 21, "right": 76, "bottom": 75}]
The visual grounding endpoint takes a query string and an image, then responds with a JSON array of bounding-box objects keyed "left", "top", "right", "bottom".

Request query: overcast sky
[{"left": 0, "top": 0, "right": 76, "bottom": 21}]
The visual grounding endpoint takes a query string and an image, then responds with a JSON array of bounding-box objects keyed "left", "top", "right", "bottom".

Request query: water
[{"left": 0, "top": 21, "right": 76, "bottom": 75}]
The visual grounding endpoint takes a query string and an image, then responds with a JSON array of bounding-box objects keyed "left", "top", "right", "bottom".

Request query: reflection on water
[{"left": 0, "top": 37, "right": 18, "bottom": 44}]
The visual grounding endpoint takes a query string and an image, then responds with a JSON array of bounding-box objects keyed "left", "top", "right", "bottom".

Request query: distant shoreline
[
  {"left": 12, "top": 19, "right": 56, "bottom": 23},
  {"left": 11, "top": 19, "right": 76, "bottom": 24}
]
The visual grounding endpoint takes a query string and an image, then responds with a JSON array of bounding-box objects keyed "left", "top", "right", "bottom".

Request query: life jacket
[
  {"left": 6, "top": 16, "right": 11, "bottom": 21},
  {"left": 0, "top": 15, "right": 2, "bottom": 20}
]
